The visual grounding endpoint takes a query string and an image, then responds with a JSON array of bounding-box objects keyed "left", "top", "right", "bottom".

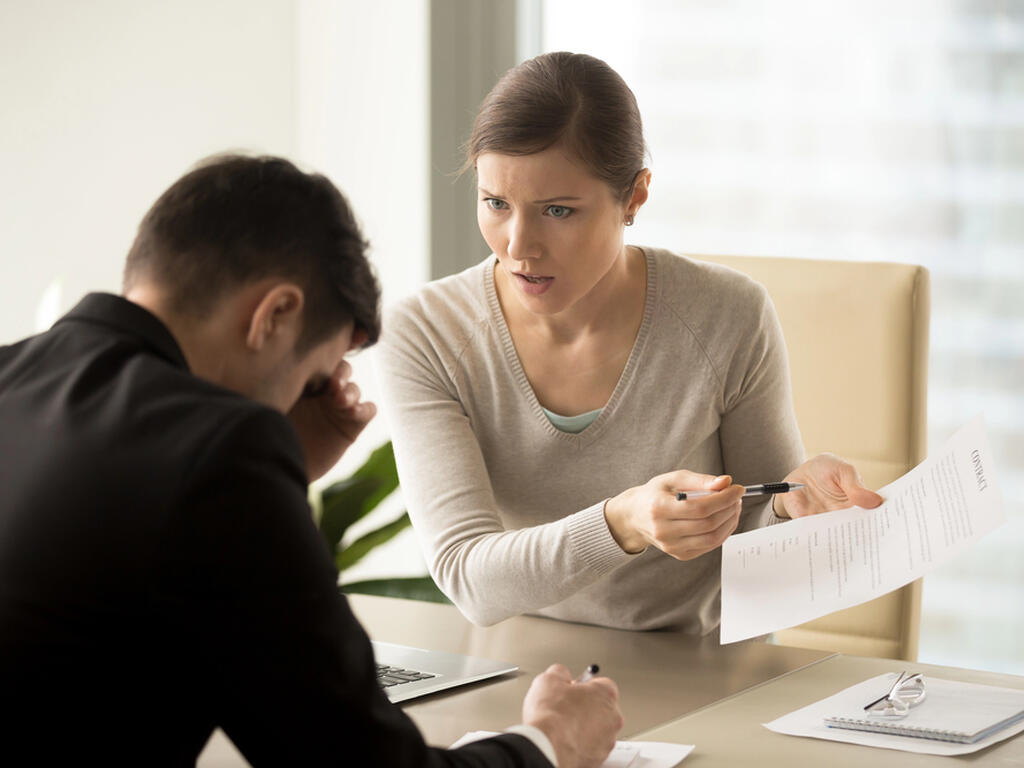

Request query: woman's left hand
[{"left": 775, "top": 453, "right": 883, "bottom": 519}]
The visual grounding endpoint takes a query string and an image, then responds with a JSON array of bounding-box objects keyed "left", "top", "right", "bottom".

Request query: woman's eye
[
  {"left": 546, "top": 205, "right": 573, "bottom": 219},
  {"left": 484, "top": 198, "right": 508, "bottom": 211}
]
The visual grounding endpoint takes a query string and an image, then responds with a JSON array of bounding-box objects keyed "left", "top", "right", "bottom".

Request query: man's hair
[{"left": 123, "top": 154, "right": 381, "bottom": 352}]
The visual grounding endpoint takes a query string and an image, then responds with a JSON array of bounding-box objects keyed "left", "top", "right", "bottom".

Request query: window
[{"left": 543, "top": 0, "right": 1024, "bottom": 673}]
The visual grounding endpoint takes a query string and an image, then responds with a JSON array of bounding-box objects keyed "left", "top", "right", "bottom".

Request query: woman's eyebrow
[
  {"left": 478, "top": 187, "right": 582, "bottom": 204},
  {"left": 533, "top": 195, "right": 582, "bottom": 204}
]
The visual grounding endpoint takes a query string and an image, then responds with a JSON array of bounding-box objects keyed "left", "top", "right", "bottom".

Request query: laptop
[{"left": 372, "top": 640, "right": 518, "bottom": 703}]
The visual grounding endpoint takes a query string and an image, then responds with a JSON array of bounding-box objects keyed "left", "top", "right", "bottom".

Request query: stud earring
[{"left": 624, "top": 214, "right": 635, "bottom": 226}]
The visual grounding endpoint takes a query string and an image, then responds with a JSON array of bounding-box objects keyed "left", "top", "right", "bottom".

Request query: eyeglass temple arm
[{"left": 863, "top": 671, "right": 921, "bottom": 711}]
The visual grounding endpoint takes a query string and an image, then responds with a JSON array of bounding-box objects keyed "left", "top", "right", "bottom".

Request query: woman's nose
[{"left": 507, "top": 214, "right": 541, "bottom": 261}]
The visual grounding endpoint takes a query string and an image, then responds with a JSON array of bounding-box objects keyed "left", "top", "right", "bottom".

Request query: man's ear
[
  {"left": 245, "top": 283, "right": 305, "bottom": 352},
  {"left": 350, "top": 327, "right": 369, "bottom": 350}
]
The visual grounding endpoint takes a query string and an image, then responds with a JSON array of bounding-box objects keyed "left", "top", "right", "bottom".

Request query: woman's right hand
[{"left": 603, "top": 471, "right": 745, "bottom": 559}]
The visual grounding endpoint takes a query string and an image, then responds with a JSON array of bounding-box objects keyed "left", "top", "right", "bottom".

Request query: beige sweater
[{"left": 374, "top": 247, "right": 804, "bottom": 633}]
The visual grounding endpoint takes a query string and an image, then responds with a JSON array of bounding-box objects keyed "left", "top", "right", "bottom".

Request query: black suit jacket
[{"left": 0, "top": 293, "right": 549, "bottom": 767}]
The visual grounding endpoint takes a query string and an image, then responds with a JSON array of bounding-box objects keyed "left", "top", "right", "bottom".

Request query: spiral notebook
[{"left": 824, "top": 676, "right": 1024, "bottom": 744}]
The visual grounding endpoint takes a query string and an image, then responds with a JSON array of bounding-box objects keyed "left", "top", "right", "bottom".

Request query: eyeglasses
[{"left": 863, "top": 671, "right": 927, "bottom": 719}]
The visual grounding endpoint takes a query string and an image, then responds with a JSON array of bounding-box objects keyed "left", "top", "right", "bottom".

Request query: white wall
[
  {"left": 296, "top": 0, "right": 429, "bottom": 314},
  {"left": 295, "top": 0, "right": 430, "bottom": 484},
  {"left": 0, "top": 0, "right": 298, "bottom": 343},
  {"left": 293, "top": 0, "right": 431, "bottom": 580},
  {"left": 0, "top": 0, "right": 433, "bottom": 582}
]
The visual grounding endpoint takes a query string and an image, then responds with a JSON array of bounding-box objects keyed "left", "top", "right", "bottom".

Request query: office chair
[{"left": 697, "top": 254, "right": 930, "bottom": 661}]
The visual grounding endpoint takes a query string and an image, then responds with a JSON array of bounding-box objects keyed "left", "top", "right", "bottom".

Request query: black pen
[
  {"left": 574, "top": 664, "right": 599, "bottom": 683},
  {"left": 675, "top": 482, "right": 805, "bottom": 501}
]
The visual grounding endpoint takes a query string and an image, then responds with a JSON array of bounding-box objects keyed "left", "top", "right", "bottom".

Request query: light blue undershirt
[{"left": 541, "top": 406, "right": 603, "bottom": 434}]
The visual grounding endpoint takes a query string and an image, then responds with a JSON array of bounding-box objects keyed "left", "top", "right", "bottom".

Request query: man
[{"left": 0, "top": 155, "right": 622, "bottom": 766}]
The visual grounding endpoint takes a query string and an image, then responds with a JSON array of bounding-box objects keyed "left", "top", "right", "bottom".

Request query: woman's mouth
[{"left": 514, "top": 272, "right": 554, "bottom": 295}]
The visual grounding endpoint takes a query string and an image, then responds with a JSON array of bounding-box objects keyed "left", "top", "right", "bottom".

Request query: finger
[
  {"left": 669, "top": 484, "right": 744, "bottom": 520},
  {"left": 340, "top": 380, "right": 362, "bottom": 407},
  {"left": 707, "top": 474, "right": 732, "bottom": 491},
  {"left": 837, "top": 463, "right": 884, "bottom": 509},
  {"left": 848, "top": 485, "right": 884, "bottom": 509},
  {"left": 670, "top": 506, "right": 741, "bottom": 559},
  {"left": 659, "top": 470, "right": 730, "bottom": 493},
  {"left": 700, "top": 504, "right": 742, "bottom": 543},
  {"left": 583, "top": 676, "right": 619, "bottom": 700},
  {"left": 332, "top": 358, "right": 354, "bottom": 384},
  {"left": 543, "top": 663, "right": 572, "bottom": 681},
  {"left": 345, "top": 401, "right": 376, "bottom": 426},
  {"left": 657, "top": 505, "right": 739, "bottom": 555},
  {"left": 677, "top": 500, "right": 741, "bottom": 534}
]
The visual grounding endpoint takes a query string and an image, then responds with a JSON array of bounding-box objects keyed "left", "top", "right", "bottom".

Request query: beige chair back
[{"left": 697, "top": 254, "right": 930, "bottom": 661}]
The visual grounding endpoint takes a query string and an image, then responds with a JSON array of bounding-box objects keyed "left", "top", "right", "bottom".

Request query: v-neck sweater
[{"left": 374, "top": 247, "right": 804, "bottom": 633}]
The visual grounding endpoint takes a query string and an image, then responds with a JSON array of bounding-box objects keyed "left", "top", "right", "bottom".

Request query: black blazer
[{"left": 0, "top": 293, "right": 548, "bottom": 767}]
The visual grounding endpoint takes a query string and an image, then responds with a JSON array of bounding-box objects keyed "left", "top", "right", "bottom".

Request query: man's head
[
  {"left": 124, "top": 154, "right": 380, "bottom": 352},
  {"left": 123, "top": 154, "right": 381, "bottom": 411}
]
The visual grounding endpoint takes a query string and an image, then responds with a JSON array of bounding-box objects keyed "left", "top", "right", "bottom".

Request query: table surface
[
  {"left": 199, "top": 593, "right": 834, "bottom": 765},
  {"left": 632, "top": 654, "right": 1024, "bottom": 767},
  {"left": 200, "top": 594, "right": 1024, "bottom": 766},
  {"left": 347, "top": 593, "right": 836, "bottom": 747}
]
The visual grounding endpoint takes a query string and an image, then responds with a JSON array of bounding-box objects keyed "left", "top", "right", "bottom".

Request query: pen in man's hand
[
  {"left": 675, "top": 482, "right": 805, "bottom": 502},
  {"left": 574, "top": 664, "right": 599, "bottom": 683}
]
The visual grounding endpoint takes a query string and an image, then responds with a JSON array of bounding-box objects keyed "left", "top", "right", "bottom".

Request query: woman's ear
[
  {"left": 626, "top": 168, "right": 652, "bottom": 219},
  {"left": 245, "top": 283, "right": 305, "bottom": 352}
]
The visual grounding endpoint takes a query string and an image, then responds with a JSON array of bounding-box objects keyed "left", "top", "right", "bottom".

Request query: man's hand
[
  {"left": 604, "top": 471, "right": 745, "bottom": 559},
  {"left": 288, "top": 358, "right": 376, "bottom": 481},
  {"left": 774, "top": 453, "right": 883, "bottom": 519},
  {"left": 522, "top": 664, "right": 623, "bottom": 768}
]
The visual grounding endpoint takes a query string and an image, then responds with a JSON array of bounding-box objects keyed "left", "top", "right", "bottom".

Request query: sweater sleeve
[
  {"left": 713, "top": 277, "right": 806, "bottom": 532},
  {"left": 374, "top": 300, "right": 638, "bottom": 627}
]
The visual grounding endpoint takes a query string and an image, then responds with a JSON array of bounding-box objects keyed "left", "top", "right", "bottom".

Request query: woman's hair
[
  {"left": 123, "top": 154, "right": 380, "bottom": 352},
  {"left": 463, "top": 52, "right": 647, "bottom": 200}
]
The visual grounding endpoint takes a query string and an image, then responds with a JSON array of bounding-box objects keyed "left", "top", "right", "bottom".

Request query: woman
[{"left": 375, "top": 52, "right": 881, "bottom": 634}]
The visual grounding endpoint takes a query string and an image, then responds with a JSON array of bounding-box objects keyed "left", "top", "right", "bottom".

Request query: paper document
[
  {"left": 451, "top": 731, "right": 694, "bottom": 767},
  {"left": 764, "top": 673, "right": 1024, "bottom": 755},
  {"left": 720, "top": 416, "right": 1003, "bottom": 644}
]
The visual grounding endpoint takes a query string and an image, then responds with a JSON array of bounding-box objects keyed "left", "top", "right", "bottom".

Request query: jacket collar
[{"left": 57, "top": 293, "right": 189, "bottom": 371}]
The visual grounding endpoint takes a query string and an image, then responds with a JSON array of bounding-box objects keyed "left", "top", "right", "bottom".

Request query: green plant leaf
[
  {"left": 319, "top": 475, "right": 382, "bottom": 551},
  {"left": 319, "top": 441, "right": 399, "bottom": 550},
  {"left": 317, "top": 442, "right": 447, "bottom": 607},
  {"left": 341, "top": 575, "right": 451, "bottom": 604},
  {"left": 335, "top": 512, "right": 411, "bottom": 571}
]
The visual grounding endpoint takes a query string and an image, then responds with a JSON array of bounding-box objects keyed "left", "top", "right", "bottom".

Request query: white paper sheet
[
  {"left": 763, "top": 673, "right": 1024, "bottom": 755},
  {"left": 720, "top": 415, "right": 1004, "bottom": 644},
  {"left": 451, "top": 731, "right": 694, "bottom": 767}
]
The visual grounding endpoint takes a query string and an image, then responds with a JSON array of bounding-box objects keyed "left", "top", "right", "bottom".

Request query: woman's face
[{"left": 477, "top": 146, "right": 641, "bottom": 318}]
